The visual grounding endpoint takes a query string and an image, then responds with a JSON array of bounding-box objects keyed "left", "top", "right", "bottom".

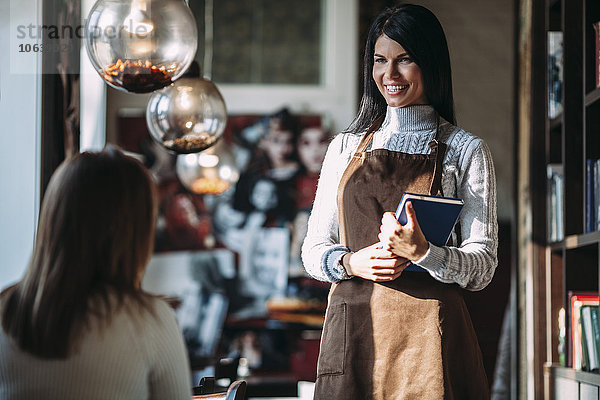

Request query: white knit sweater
[
  {"left": 301, "top": 105, "right": 498, "bottom": 290},
  {"left": 0, "top": 294, "right": 192, "bottom": 400}
]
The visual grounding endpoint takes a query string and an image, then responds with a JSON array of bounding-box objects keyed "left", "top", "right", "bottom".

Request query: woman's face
[
  {"left": 251, "top": 179, "right": 277, "bottom": 212},
  {"left": 213, "top": 201, "right": 245, "bottom": 231},
  {"left": 297, "top": 127, "right": 328, "bottom": 175},
  {"left": 372, "top": 34, "right": 427, "bottom": 108},
  {"left": 260, "top": 119, "right": 294, "bottom": 168}
]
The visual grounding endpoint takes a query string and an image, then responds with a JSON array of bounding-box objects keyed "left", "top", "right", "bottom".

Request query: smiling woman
[
  {"left": 301, "top": 4, "right": 497, "bottom": 399},
  {"left": 372, "top": 34, "right": 427, "bottom": 108}
]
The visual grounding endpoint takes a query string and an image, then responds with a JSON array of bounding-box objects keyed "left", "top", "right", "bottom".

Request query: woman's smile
[{"left": 384, "top": 84, "right": 410, "bottom": 95}]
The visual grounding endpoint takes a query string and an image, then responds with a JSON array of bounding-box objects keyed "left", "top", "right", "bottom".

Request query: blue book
[
  {"left": 395, "top": 192, "right": 464, "bottom": 247},
  {"left": 586, "top": 159, "right": 596, "bottom": 233}
]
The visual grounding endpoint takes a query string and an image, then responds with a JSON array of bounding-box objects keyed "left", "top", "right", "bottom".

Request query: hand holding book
[
  {"left": 378, "top": 202, "right": 430, "bottom": 261},
  {"left": 346, "top": 193, "right": 463, "bottom": 281},
  {"left": 379, "top": 192, "right": 464, "bottom": 263},
  {"left": 395, "top": 192, "right": 464, "bottom": 246}
]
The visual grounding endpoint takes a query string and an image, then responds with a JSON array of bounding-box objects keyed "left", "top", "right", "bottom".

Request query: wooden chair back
[{"left": 192, "top": 379, "right": 246, "bottom": 400}]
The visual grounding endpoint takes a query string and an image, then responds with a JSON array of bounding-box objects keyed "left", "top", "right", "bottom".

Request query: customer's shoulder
[
  {"left": 111, "top": 293, "right": 176, "bottom": 325},
  {"left": 141, "top": 294, "right": 176, "bottom": 318}
]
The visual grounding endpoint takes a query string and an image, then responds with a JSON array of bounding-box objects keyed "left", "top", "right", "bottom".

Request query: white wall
[
  {"left": 80, "top": 0, "right": 106, "bottom": 152},
  {"left": 217, "top": 0, "right": 359, "bottom": 132},
  {"left": 0, "top": 0, "right": 43, "bottom": 288}
]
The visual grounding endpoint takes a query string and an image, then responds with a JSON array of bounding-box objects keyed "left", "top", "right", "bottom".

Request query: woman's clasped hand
[
  {"left": 343, "top": 242, "right": 410, "bottom": 282},
  {"left": 377, "top": 201, "right": 430, "bottom": 262}
]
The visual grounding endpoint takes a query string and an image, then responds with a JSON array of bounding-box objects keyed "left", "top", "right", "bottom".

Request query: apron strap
[
  {"left": 432, "top": 113, "right": 441, "bottom": 141},
  {"left": 337, "top": 112, "right": 448, "bottom": 243},
  {"left": 353, "top": 115, "right": 386, "bottom": 157},
  {"left": 336, "top": 115, "right": 385, "bottom": 246}
]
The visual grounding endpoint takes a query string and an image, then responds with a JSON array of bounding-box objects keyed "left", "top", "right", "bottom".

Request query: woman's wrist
[
  {"left": 414, "top": 241, "right": 430, "bottom": 261},
  {"left": 323, "top": 246, "right": 352, "bottom": 281},
  {"left": 413, "top": 242, "right": 431, "bottom": 263},
  {"left": 341, "top": 252, "right": 354, "bottom": 276}
]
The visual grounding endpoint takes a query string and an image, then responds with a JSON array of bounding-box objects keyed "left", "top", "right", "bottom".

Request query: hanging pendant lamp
[
  {"left": 175, "top": 139, "right": 239, "bottom": 196},
  {"left": 145, "top": 61, "right": 227, "bottom": 154},
  {"left": 84, "top": 0, "right": 197, "bottom": 93}
]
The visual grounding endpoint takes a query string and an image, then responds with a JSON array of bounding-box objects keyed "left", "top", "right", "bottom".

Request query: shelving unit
[{"left": 518, "top": 0, "right": 600, "bottom": 398}]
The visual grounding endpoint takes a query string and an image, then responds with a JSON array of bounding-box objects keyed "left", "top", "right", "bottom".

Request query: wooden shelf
[
  {"left": 585, "top": 87, "right": 600, "bottom": 106},
  {"left": 519, "top": 0, "right": 600, "bottom": 398},
  {"left": 565, "top": 231, "right": 600, "bottom": 249},
  {"left": 546, "top": 364, "right": 600, "bottom": 387}
]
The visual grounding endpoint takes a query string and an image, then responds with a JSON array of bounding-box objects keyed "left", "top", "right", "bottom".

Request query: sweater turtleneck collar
[{"left": 381, "top": 105, "right": 438, "bottom": 133}]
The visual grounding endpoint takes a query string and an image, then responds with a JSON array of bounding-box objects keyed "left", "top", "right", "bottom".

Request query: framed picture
[
  {"left": 115, "top": 108, "right": 328, "bottom": 257},
  {"left": 142, "top": 249, "right": 234, "bottom": 361},
  {"left": 118, "top": 108, "right": 330, "bottom": 321}
]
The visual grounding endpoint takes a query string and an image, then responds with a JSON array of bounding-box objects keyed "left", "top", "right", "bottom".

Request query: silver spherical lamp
[
  {"left": 84, "top": 0, "right": 197, "bottom": 93},
  {"left": 146, "top": 66, "right": 227, "bottom": 154},
  {"left": 175, "top": 139, "right": 239, "bottom": 195}
]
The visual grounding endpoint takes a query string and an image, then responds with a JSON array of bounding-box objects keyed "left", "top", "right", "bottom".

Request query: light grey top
[
  {"left": 0, "top": 294, "right": 192, "bottom": 400},
  {"left": 301, "top": 105, "right": 498, "bottom": 290}
]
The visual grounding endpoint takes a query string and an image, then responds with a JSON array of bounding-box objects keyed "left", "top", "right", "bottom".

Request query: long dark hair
[
  {"left": 346, "top": 4, "right": 456, "bottom": 134},
  {"left": 1, "top": 146, "right": 158, "bottom": 358}
]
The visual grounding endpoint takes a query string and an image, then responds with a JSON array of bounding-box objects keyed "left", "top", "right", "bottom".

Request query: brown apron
[{"left": 314, "top": 115, "right": 489, "bottom": 400}]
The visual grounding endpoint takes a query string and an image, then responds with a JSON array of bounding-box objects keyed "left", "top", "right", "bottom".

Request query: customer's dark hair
[
  {"left": 0, "top": 146, "right": 158, "bottom": 358},
  {"left": 346, "top": 4, "right": 455, "bottom": 134}
]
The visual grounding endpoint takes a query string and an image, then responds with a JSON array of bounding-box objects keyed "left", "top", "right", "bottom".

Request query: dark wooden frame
[{"left": 40, "top": 0, "right": 81, "bottom": 200}]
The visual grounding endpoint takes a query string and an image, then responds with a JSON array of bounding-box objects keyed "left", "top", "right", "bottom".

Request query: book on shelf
[
  {"left": 548, "top": 31, "right": 563, "bottom": 119},
  {"left": 547, "top": 164, "right": 564, "bottom": 242},
  {"left": 580, "top": 305, "right": 600, "bottom": 372},
  {"left": 558, "top": 307, "right": 566, "bottom": 367},
  {"left": 568, "top": 292, "right": 599, "bottom": 370},
  {"left": 586, "top": 159, "right": 600, "bottom": 233},
  {"left": 591, "top": 306, "right": 600, "bottom": 370},
  {"left": 581, "top": 309, "right": 591, "bottom": 371},
  {"left": 594, "top": 21, "right": 600, "bottom": 89},
  {"left": 394, "top": 192, "right": 464, "bottom": 247}
]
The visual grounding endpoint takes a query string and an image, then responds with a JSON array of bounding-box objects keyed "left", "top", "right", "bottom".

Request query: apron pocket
[{"left": 317, "top": 302, "right": 346, "bottom": 376}]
